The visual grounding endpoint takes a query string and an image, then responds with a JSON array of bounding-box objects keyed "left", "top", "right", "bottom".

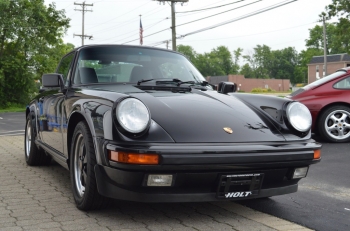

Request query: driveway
[{"left": 0, "top": 135, "right": 310, "bottom": 231}]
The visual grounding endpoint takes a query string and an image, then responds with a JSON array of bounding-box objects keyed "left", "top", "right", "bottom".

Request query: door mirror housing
[
  {"left": 217, "top": 81, "right": 236, "bottom": 94},
  {"left": 42, "top": 74, "right": 65, "bottom": 92}
]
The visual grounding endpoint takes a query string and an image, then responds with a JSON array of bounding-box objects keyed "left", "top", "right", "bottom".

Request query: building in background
[
  {"left": 308, "top": 54, "right": 350, "bottom": 83},
  {"left": 207, "top": 75, "right": 290, "bottom": 92}
]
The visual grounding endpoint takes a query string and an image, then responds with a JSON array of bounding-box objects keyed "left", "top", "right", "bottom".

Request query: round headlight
[
  {"left": 116, "top": 98, "right": 150, "bottom": 133},
  {"left": 286, "top": 102, "right": 312, "bottom": 132}
]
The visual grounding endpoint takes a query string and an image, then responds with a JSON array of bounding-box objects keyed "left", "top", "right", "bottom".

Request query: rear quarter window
[{"left": 334, "top": 76, "right": 350, "bottom": 89}]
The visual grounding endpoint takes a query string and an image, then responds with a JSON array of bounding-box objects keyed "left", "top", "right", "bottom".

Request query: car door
[{"left": 39, "top": 52, "right": 75, "bottom": 154}]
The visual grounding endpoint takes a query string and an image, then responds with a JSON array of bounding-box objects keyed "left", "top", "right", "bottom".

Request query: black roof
[{"left": 309, "top": 53, "right": 350, "bottom": 64}]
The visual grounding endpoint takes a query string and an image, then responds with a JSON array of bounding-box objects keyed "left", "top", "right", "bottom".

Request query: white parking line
[
  {"left": 0, "top": 117, "right": 2, "bottom": 119},
  {"left": 0, "top": 133, "right": 24, "bottom": 137},
  {"left": 345, "top": 208, "right": 350, "bottom": 211},
  {"left": 0, "top": 130, "right": 25, "bottom": 133}
]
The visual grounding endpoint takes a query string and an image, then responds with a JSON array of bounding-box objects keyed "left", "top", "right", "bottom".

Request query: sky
[{"left": 45, "top": 0, "right": 334, "bottom": 55}]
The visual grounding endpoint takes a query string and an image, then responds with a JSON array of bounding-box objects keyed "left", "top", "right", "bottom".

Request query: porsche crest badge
[{"left": 223, "top": 127, "right": 233, "bottom": 134}]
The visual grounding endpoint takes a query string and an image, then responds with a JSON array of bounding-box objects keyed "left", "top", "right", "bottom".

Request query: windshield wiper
[
  {"left": 156, "top": 78, "right": 195, "bottom": 86},
  {"left": 137, "top": 78, "right": 154, "bottom": 85}
]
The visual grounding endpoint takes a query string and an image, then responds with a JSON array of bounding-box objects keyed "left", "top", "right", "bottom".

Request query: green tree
[
  {"left": 320, "top": 1, "right": 350, "bottom": 53},
  {"left": 270, "top": 47, "right": 299, "bottom": 81},
  {"left": 210, "top": 46, "right": 233, "bottom": 75},
  {"left": 243, "top": 45, "right": 272, "bottom": 79},
  {"left": 240, "top": 63, "right": 254, "bottom": 78},
  {"left": 233, "top": 47, "right": 243, "bottom": 74},
  {"left": 324, "top": 0, "right": 350, "bottom": 19},
  {"left": 305, "top": 23, "right": 348, "bottom": 54},
  {"left": 0, "top": 0, "right": 70, "bottom": 108},
  {"left": 177, "top": 45, "right": 197, "bottom": 65}
]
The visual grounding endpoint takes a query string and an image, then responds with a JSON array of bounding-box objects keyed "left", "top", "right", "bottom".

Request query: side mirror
[
  {"left": 42, "top": 74, "right": 65, "bottom": 92},
  {"left": 217, "top": 81, "right": 236, "bottom": 94}
]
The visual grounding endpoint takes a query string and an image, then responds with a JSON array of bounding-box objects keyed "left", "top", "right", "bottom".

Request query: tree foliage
[
  {"left": 324, "top": 0, "right": 350, "bottom": 19},
  {"left": 177, "top": 45, "right": 241, "bottom": 77},
  {"left": 0, "top": 0, "right": 70, "bottom": 108}
]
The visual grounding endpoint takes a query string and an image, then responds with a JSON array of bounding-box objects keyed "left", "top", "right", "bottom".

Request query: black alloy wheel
[
  {"left": 24, "top": 113, "right": 51, "bottom": 166},
  {"left": 70, "top": 121, "right": 107, "bottom": 210}
]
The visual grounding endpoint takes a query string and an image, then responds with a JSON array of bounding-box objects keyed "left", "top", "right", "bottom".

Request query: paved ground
[
  {"left": 0, "top": 135, "right": 311, "bottom": 231},
  {"left": 0, "top": 112, "right": 24, "bottom": 137}
]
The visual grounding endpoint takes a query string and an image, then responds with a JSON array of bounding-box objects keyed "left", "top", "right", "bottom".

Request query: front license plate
[{"left": 216, "top": 173, "right": 264, "bottom": 199}]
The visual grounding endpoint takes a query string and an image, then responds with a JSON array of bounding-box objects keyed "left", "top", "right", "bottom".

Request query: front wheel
[
  {"left": 318, "top": 105, "right": 350, "bottom": 143},
  {"left": 70, "top": 121, "right": 107, "bottom": 210},
  {"left": 24, "top": 114, "right": 51, "bottom": 166}
]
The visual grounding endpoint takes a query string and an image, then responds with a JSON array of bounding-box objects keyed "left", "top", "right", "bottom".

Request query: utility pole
[
  {"left": 323, "top": 15, "right": 327, "bottom": 77},
  {"left": 156, "top": 0, "right": 188, "bottom": 51},
  {"left": 74, "top": 1, "right": 93, "bottom": 46}
]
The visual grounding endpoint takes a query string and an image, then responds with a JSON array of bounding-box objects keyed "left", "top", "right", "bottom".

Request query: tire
[
  {"left": 70, "top": 121, "right": 107, "bottom": 210},
  {"left": 318, "top": 105, "right": 350, "bottom": 143},
  {"left": 24, "top": 113, "right": 51, "bottom": 166}
]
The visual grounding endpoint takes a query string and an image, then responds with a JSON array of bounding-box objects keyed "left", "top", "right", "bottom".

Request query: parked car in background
[
  {"left": 25, "top": 45, "right": 321, "bottom": 211},
  {"left": 288, "top": 67, "right": 350, "bottom": 142}
]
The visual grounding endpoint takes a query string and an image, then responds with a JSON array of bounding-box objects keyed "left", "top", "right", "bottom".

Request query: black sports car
[{"left": 25, "top": 45, "right": 321, "bottom": 210}]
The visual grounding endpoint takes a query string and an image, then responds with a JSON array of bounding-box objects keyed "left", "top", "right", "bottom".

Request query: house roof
[{"left": 309, "top": 53, "right": 350, "bottom": 64}]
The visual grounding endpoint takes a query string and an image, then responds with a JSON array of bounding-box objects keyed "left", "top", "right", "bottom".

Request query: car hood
[
  {"left": 83, "top": 85, "right": 286, "bottom": 143},
  {"left": 132, "top": 89, "right": 285, "bottom": 143}
]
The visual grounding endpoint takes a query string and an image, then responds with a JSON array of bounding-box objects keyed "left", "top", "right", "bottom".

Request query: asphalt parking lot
[{"left": 0, "top": 135, "right": 311, "bottom": 231}]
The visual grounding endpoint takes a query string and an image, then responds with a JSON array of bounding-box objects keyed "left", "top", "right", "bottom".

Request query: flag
[{"left": 139, "top": 19, "right": 143, "bottom": 45}]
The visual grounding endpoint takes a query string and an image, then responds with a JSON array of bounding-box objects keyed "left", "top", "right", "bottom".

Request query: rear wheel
[
  {"left": 70, "top": 121, "right": 107, "bottom": 210},
  {"left": 318, "top": 105, "right": 350, "bottom": 143},
  {"left": 24, "top": 113, "right": 51, "bottom": 166}
]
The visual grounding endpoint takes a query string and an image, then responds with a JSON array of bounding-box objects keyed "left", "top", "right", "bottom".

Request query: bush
[{"left": 251, "top": 88, "right": 275, "bottom": 93}]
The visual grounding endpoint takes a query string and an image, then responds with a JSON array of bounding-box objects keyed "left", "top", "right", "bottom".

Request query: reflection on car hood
[
  {"left": 83, "top": 85, "right": 286, "bottom": 143},
  {"left": 131, "top": 90, "right": 285, "bottom": 143}
]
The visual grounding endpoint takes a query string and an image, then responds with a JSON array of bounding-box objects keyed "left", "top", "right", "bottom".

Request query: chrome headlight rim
[
  {"left": 286, "top": 101, "right": 312, "bottom": 133},
  {"left": 114, "top": 97, "right": 151, "bottom": 136}
]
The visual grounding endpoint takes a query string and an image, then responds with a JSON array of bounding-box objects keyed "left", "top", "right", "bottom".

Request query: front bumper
[
  {"left": 94, "top": 140, "right": 321, "bottom": 202},
  {"left": 95, "top": 164, "right": 299, "bottom": 202}
]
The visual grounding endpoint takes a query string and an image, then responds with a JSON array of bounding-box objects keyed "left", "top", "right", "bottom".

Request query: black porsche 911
[{"left": 25, "top": 45, "right": 321, "bottom": 210}]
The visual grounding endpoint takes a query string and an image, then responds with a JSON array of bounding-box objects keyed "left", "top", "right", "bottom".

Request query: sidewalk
[{"left": 0, "top": 136, "right": 312, "bottom": 231}]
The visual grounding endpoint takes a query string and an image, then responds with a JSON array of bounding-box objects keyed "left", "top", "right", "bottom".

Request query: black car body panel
[{"left": 25, "top": 45, "right": 321, "bottom": 205}]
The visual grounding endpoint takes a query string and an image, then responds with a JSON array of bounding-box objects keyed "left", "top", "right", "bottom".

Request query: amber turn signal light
[
  {"left": 313, "top": 149, "right": 321, "bottom": 159},
  {"left": 109, "top": 151, "right": 159, "bottom": 165}
]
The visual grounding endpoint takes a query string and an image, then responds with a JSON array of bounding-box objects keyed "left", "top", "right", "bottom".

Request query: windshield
[
  {"left": 73, "top": 46, "right": 206, "bottom": 85},
  {"left": 304, "top": 70, "right": 347, "bottom": 89}
]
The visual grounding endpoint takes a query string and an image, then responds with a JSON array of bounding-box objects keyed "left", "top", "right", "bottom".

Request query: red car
[{"left": 288, "top": 67, "right": 350, "bottom": 143}]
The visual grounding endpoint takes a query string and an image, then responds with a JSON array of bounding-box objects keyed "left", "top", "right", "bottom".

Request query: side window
[
  {"left": 56, "top": 52, "right": 75, "bottom": 86},
  {"left": 334, "top": 76, "right": 350, "bottom": 89}
]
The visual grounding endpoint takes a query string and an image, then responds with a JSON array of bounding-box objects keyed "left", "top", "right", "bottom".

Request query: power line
[
  {"left": 90, "top": 6, "right": 165, "bottom": 35},
  {"left": 85, "top": 1, "right": 152, "bottom": 30},
  {"left": 123, "top": 0, "right": 297, "bottom": 47},
  {"left": 179, "top": 21, "right": 317, "bottom": 43},
  {"left": 122, "top": 28, "right": 170, "bottom": 45},
  {"left": 176, "top": 0, "right": 262, "bottom": 28},
  {"left": 96, "top": 17, "right": 169, "bottom": 43},
  {"left": 180, "top": 0, "right": 297, "bottom": 38},
  {"left": 176, "top": 0, "right": 245, "bottom": 13},
  {"left": 150, "top": 0, "right": 298, "bottom": 47}
]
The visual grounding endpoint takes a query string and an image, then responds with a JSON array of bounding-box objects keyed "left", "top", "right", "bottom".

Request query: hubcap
[
  {"left": 325, "top": 110, "right": 350, "bottom": 140},
  {"left": 25, "top": 120, "right": 31, "bottom": 158},
  {"left": 74, "top": 133, "right": 87, "bottom": 197}
]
